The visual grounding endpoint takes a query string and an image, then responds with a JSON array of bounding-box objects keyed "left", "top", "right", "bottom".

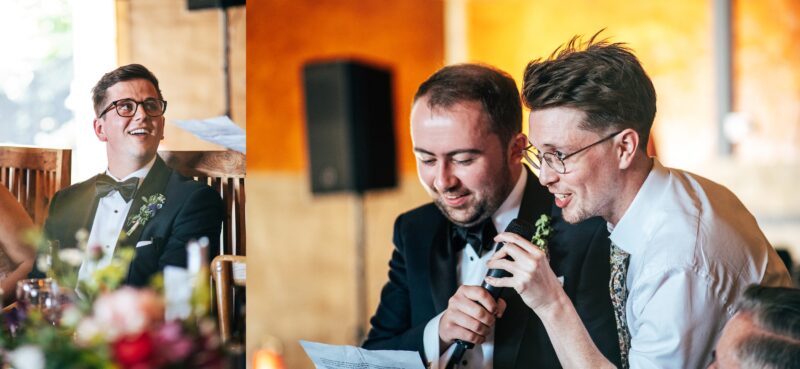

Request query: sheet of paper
[
  {"left": 300, "top": 340, "right": 426, "bottom": 369},
  {"left": 173, "top": 115, "right": 246, "bottom": 154}
]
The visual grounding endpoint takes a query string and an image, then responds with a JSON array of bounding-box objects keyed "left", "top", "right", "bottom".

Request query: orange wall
[
  {"left": 464, "top": 0, "right": 714, "bottom": 168},
  {"left": 247, "top": 0, "right": 445, "bottom": 173},
  {"left": 734, "top": 0, "right": 800, "bottom": 160}
]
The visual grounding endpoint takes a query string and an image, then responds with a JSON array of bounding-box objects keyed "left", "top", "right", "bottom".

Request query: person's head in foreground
[{"left": 708, "top": 285, "right": 800, "bottom": 369}]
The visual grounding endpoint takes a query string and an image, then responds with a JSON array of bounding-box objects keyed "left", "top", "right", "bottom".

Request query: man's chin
[
  {"left": 434, "top": 203, "right": 477, "bottom": 226},
  {"left": 562, "top": 208, "right": 591, "bottom": 225}
]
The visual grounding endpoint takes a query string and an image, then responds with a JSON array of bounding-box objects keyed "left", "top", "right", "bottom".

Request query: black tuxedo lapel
[
  {"left": 517, "top": 168, "right": 553, "bottom": 222},
  {"left": 495, "top": 169, "right": 554, "bottom": 367},
  {"left": 428, "top": 215, "right": 456, "bottom": 313},
  {"left": 79, "top": 177, "right": 103, "bottom": 238},
  {"left": 117, "top": 156, "right": 171, "bottom": 250}
]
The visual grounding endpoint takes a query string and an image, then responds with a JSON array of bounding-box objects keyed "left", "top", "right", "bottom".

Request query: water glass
[{"left": 16, "top": 278, "right": 62, "bottom": 324}]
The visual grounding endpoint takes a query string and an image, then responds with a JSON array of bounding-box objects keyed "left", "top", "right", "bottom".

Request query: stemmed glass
[{"left": 16, "top": 278, "right": 63, "bottom": 324}]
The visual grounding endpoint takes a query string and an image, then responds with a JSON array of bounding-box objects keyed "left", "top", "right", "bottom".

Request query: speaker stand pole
[{"left": 353, "top": 192, "right": 367, "bottom": 343}]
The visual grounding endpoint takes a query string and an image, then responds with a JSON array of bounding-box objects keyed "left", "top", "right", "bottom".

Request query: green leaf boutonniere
[
  {"left": 126, "top": 194, "right": 166, "bottom": 236},
  {"left": 531, "top": 214, "right": 553, "bottom": 259}
]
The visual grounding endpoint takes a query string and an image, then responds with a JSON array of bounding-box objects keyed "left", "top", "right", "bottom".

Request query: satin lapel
[
  {"left": 79, "top": 175, "right": 103, "bottom": 237},
  {"left": 428, "top": 216, "right": 457, "bottom": 313},
  {"left": 517, "top": 168, "right": 554, "bottom": 223},
  {"left": 117, "top": 156, "right": 171, "bottom": 249},
  {"left": 495, "top": 168, "right": 554, "bottom": 367},
  {"left": 494, "top": 288, "right": 530, "bottom": 368}
]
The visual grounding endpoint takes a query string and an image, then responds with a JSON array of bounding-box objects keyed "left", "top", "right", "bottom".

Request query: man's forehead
[
  {"left": 528, "top": 109, "right": 595, "bottom": 148},
  {"left": 105, "top": 79, "right": 158, "bottom": 96}
]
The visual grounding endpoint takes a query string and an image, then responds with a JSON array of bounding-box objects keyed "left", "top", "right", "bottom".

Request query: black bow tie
[
  {"left": 95, "top": 174, "right": 139, "bottom": 202},
  {"left": 452, "top": 220, "right": 498, "bottom": 257}
]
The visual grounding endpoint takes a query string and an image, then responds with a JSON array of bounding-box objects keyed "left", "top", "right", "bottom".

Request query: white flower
[
  {"left": 74, "top": 228, "right": 89, "bottom": 245},
  {"left": 8, "top": 345, "right": 45, "bottom": 369},
  {"left": 75, "top": 317, "right": 102, "bottom": 344},
  {"left": 59, "top": 304, "right": 84, "bottom": 328},
  {"left": 58, "top": 248, "right": 84, "bottom": 267},
  {"left": 35, "top": 254, "right": 50, "bottom": 273}
]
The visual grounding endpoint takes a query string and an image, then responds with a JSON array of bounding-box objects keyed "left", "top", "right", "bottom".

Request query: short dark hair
[
  {"left": 91, "top": 64, "right": 163, "bottom": 117},
  {"left": 522, "top": 32, "right": 656, "bottom": 151},
  {"left": 734, "top": 285, "right": 800, "bottom": 369},
  {"left": 738, "top": 335, "right": 800, "bottom": 369},
  {"left": 414, "top": 63, "right": 522, "bottom": 146}
]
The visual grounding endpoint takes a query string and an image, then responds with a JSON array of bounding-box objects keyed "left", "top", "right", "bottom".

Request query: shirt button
[
  {"left": 469, "top": 256, "right": 474, "bottom": 261},
  {"left": 114, "top": 210, "right": 118, "bottom": 213}
]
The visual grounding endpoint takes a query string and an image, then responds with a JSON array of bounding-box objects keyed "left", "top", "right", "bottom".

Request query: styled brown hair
[
  {"left": 522, "top": 32, "right": 656, "bottom": 151},
  {"left": 414, "top": 63, "right": 522, "bottom": 146},
  {"left": 91, "top": 64, "right": 163, "bottom": 117}
]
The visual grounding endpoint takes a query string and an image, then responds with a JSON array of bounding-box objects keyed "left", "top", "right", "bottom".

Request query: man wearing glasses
[
  {"left": 32, "top": 64, "right": 223, "bottom": 287},
  {"left": 484, "top": 34, "right": 792, "bottom": 369},
  {"left": 363, "top": 63, "right": 621, "bottom": 368}
]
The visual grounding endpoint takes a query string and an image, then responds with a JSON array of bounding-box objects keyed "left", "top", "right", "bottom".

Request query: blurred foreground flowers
[{"left": 0, "top": 232, "right": 224, "bottom": 369}]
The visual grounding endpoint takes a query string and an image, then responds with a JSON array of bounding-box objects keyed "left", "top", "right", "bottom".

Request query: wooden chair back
[
  {"left": 158, "top": 150, "right": 246, "bottom": 256},
  {"left": 0, "top": 146, "right": 72, "bottom": 225},
  {"left": 211, "top": 254, "right": 246, "bottom": 344}
]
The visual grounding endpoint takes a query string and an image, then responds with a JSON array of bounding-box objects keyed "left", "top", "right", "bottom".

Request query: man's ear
[
  {"left": 617, "top": 128, "right": 640, "bottom": 170},
  {"left": 508, "top": 132, "right": 527, "bottom": 162},
  {"left": 93, "top": 118, "right": 108, "bottom": 142},
  {"left": 158, "top": 117, "right": 165, "bottom": 140}
]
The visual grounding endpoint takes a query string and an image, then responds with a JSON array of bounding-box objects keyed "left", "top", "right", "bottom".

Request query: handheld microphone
[{"left": 445, "top": 218, "right": 536, "bottom": 369}]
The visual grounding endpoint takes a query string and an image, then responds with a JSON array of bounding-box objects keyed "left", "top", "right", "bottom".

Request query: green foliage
[{"left": 531, "top": 214, "right": 553, "bottom": 258}]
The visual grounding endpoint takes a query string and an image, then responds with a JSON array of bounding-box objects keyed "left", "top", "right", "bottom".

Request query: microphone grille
[{"left": 505, "top": 218, "right": 536, "bottom": 240}]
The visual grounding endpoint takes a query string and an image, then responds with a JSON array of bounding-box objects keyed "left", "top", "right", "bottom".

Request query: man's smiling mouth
[{"left": 127, "top": 128, "right": 151, "bottom": 136}]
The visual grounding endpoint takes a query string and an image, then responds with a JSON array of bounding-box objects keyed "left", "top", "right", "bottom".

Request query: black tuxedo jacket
[
  {"left": 32, "top": 155, "right": 224, "bottom": 287},
  {"left": 362, "top": 169, "right": 621, "bottom": 368}
]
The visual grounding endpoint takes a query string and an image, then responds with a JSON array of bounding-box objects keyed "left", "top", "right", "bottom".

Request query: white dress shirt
[
  {"left": 610, "top": 159, "right": 792, "bottom": 369},
  {"left": 422, "top": 171, "right": 527, "bottom": 369},
  {"left": 77, "top": 158, "right": 155, "bottom": 284}
]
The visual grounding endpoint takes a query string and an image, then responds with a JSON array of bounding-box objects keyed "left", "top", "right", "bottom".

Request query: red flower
[{"left": 112, "top": 332, "right": 155, "bottom": 369}]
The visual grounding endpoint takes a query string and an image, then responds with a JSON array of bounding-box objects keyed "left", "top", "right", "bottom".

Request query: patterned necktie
[
  {"left": 452, "top": 220, "right": 497, "bottom": 257},
  {"left": 610, "top": 242, "right": 631, "bottom": 369},
  {"left": 95, "top": 174, "right": 139, "bottom": 202}
]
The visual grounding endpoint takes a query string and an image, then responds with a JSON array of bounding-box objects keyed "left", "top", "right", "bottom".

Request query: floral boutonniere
[
  {"left": 531, "top": 214, "right": 553, "bottom": 259},
  {"left": 126, "top": 194, "right": 166, "bottom": 236}
]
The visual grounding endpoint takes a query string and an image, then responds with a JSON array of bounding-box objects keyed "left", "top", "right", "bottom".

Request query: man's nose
[
  {"left": 132, "top": 102, "right": 148, "bottom": 121},
  {"left": 537, "top": 161, "right": 558, "bottom": 187},
  {"left": 434, "top": 163, "right": 458, "bottom": 192}
]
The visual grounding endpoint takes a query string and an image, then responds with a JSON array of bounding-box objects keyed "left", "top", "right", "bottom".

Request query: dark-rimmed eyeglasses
[
  {"left": 98, "top": 98, "right": 167, "bottom": 118},
  {"left": 524, "top": 131, "right": 623, "bottom": 174}
]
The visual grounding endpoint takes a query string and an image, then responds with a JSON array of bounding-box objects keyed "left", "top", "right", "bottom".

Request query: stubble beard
[{"left": 435, "top": 161, "right": 514, "bottom": 228}]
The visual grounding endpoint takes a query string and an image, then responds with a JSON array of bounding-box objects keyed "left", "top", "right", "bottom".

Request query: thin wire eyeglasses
[
  {"left": 98, "top": 98, "right": 168, "bottom": 118},
  {"left": 523, "top": 131, "right": 623, "bottom": 174}
]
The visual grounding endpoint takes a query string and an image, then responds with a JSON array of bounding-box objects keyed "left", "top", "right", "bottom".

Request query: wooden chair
[
  {"left": 158, "top": 150, "right": 246, "bottom": 345},
  {"left": 0, "top": 146, "right": 71, "bottom": 225},
  {"left": 158, "top": 150, "right": 246, "bottom": 256},
  {"left": 211, "top": 254, "right": 246, "bottom": 345}
]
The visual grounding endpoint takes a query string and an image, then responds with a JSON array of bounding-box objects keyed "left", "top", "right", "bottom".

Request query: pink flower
[
  {"left": 152, "top": 321, "right": 193, "bottom": 362},
  {"left": 92, "top": 287, "right": 164, "bottom": 341},
  {"left": 87, "top": 243, "right": 105, "bottom": 261}
]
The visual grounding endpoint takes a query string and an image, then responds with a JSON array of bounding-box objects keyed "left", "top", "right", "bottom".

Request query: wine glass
[{"left": 16, "top": 278, "right": 62, "bottom": 324}]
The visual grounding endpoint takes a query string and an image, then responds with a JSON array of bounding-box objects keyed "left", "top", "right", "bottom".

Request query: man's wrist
[{"left": 533, "top": 291, "right": 572, "bottom": 322}]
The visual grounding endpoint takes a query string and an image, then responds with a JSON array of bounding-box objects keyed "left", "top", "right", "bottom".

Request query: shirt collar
[
  {"left": 609, "top": 158, "right": 669, "bottom": 254},
  {"left": 105, "top": 156, "right": 156, "bottom": 186},
  {"left": 491, "top": 167, "right": 527, "bottom": 234}
]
